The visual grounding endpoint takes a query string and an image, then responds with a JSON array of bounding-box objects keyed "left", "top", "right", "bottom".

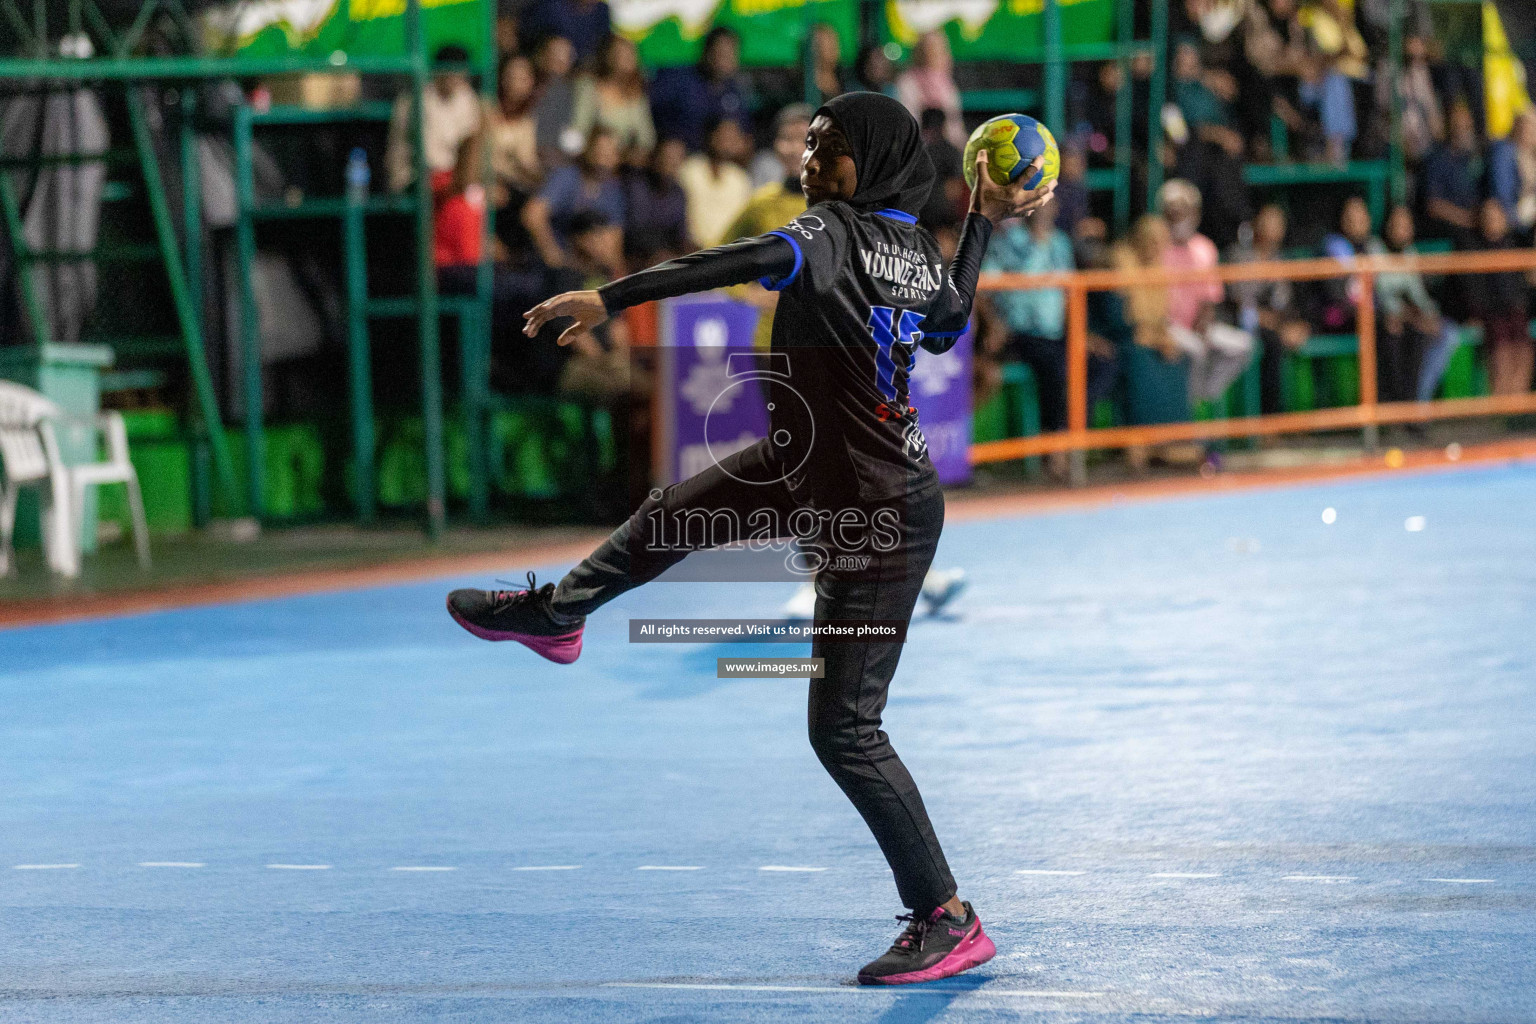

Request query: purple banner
[
  {"left": 909, "top": 326, "right": 973, "bottom": 486},
  {"left": 657, "top": 297, "right": 972, "bottom": 487},
  {"left": 657, "top": 296, "right": 767, "bottom": 485}
]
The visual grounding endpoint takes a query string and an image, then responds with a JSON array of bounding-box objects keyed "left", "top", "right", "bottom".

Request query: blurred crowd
[{"left": 379, "top": 0, "right": 1536, "bottom": 464}]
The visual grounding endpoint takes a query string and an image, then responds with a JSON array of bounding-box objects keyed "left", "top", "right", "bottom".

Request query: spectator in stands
[
  {"left": 1173, "top": 38, "right": 1244, "bottom": 160},
  {"left": 495, "top": 11, "right": 519, "bottom": 56},
  {"left": 492, "top": 53, "right": 541, "bottom": 194},
  {"left": 1464, "top": 197, "right": 1534, "bottom": 395},
  {"left": 1052, "top": 146, "right": 1090, "bottom": 240},
  {"left": 749, "top": 102, "right": 814, "bottom": 189},
  {"left": 1372, "top": 204, "right": 1459, "bottom": 404},
  {"left": 1296, "top": 43, "right": 1356, "bottom": 165},
  {"left": 1378, "top": 35, "right": 1444, "bottom": 167},
  {"left": 918, "top": 107, "right": 965, "bottom": 232},
  {"left": 622, "top": 138, "right": 692, "bottom": 266},
  {"left": 1319, "top": 195, "right": 1373, "bottom": 331},
  {"left": 490, "top": 52, "right": 542, "bottom": 259},
  {"left": 896, "top": 31, "right": 965, "bottom": 148},
  {"left": 807, "top": 23, "right": 847, "bottom": 105},
  {"left": 564, "top": 209, "right": 626, "bottom": 285},
  {"left": 649, "top": 27, "right": 753, "bottom": 153},
  {"left": 1229, "top": 204, "right": 1310, "bottom": 413},
  {"left": 853, "top": 42, "right": 898, "bottom": 98},
  {"left": 980, "top": 202, "right": 1112, "bottom": 477},
  {"left": 1489, "top": 107, "right": 1536, "bottom": 239},
  {"left": 1241, "top": 0, "right": 1308, "bottom": 158},
  {"left": 1077, "top": 61, "right": 1120, "bottom": 167},
  {"left": 678, "top": 115, "right": 753, "bottom": 247},
  {"left": 520, "top": 0, "right": 611, "bottom": 64},
  {"left": 1422, "top": 100, "right": 1483, "bottom": 245},
  {"left": 571, "top": 33, "right": 656, "bottom": 161},
  {"left": 728, "top": 105, "right": 813, "bottom": 240},
  {"left": 437, "top": 132, "right": 576, "bottom": 394},
  {"left": 1298, "top": 0, "right": 1368, "bottom": 81},
  {"left": 532, "top": 34, "right": 579, "bottom": 162},
  {"left": 523, "top": 127, "right": 626, "bottom": 269},
  {"left": 1161, "top": 178, "right": 1255, "bottom": 404},
  {"left": 556, "top": 210, "right": 643, "bottom": 402},
  {"left": 721, "top": 104, "right": 814, "bottom": 349},
  {"left": 434, "top": 133, "right": 489, "bottom": 276},
  {"left": 385, "top": 44, "right": 481, "bottom": 194},
  {"left": 1113, "top": 214, "right": 1199, "bottom": 469}
]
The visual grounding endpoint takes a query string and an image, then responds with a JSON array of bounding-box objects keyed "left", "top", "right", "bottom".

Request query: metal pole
[
  {"left": 1147, "top": 0, "right": 1168, "bottom": 210},
  {"left": 1043, "top": 0, "right": 1064, "bottom": 134},
  {"left": 1356, "top": 270, "right": 1379, "bottom": 450},
  {"left": 1113, "top": 0, "right": 1133, "bottom": 232},
  {"left": 406, "top": 0, "right": 445, "bottom": 539},
  {"left": 179, "top": 87, "right": 212, "bottom": 528},
  {"left": 343, "top": 182, "right": 376, "bottom": 523},
  {"left": 468, "top": 0, "right": 496, "bottom": 525},
  {"left": 0, "top": 173, "right": 51, "bottom": 348},
  {"left": 127, "top": 86, "right": 241, "bottom": 515},
  {"left": 233, "top": 101, "right": 264, "bottom": 518},
  {"left": 1387, "top": 0, "right": 1406, "bottom": 206},
  {"left": 1065, "top": 279, "right": 1088, "bottom": 487}
]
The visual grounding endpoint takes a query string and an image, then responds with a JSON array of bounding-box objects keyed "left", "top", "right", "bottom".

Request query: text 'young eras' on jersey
[{"left": 859, "top": 241, "right": 943, "bottom": 303}]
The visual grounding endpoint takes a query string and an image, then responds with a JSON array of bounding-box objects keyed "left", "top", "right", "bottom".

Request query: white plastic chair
[{"left": 0, "top": 380, "right": 149, "bottom": 576}]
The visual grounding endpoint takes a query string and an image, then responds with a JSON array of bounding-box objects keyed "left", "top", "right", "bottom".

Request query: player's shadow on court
[{"left": 870, "top": 973, "right": 993, "bottom": 1023}]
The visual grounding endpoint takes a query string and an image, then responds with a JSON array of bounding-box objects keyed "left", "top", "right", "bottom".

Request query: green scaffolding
[{"left": 0, "top": 0, "right": 497, "bottom": 539}]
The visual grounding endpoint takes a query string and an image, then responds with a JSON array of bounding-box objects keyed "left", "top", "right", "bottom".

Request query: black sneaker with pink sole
[
  {"left": 857, "top": 901, "right": 996, "bottom": 985},
  {"left": 446, "top": 572, "right": 585, "bottom": 665}
]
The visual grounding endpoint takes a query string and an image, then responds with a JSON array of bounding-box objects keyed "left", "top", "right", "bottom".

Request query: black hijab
[{"left": 816, "top": 92, "right": 935, "bottom": 217}]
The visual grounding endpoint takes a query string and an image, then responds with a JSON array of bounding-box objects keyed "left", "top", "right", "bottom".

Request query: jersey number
[{"left": 867, "top": 306, "right": 924, "bottom": 402}]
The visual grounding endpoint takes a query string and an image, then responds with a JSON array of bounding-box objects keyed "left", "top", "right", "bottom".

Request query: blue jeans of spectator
[{"left": 1415, "top": 321, "right": 1460, "bottom": 402}]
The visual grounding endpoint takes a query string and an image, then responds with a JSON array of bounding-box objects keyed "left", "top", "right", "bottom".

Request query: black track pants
[{"left": 552, "top": 439, "right": 957, "bottom": 915}]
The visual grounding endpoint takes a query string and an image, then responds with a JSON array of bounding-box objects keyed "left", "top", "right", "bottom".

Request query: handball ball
[{"left": 963, "top": 114, "right": 1060, "bottom": 191}]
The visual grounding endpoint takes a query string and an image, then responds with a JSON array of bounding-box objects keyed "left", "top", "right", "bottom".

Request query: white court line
[
  {"left": 12, "top": 863, "right": 78, "bottom": 870},
  {"left": 390, "top": 866, "right": 456, "bottom": 872},
  {"left": 1149, "top": 872, "right": 1221, "bottom": 879},
  {"left": 637, "top": 865, "right": 703, "bottom": 871},
  {"left": 1016, "top": 869, "right": 1087, "bottom": 876},
  {"left": 759, "top": 865, "right": 826, "bottom": 872},
  {"left": 511, "top": 865, "right": 581, "bottom": 871},
  {"left": 139, "top": 862, "right": 205, "bottom": 868},
  {"left": 1425, "top": 877, "right": 1494, "bottom": 884},
  {"left": 266, "top": 864, "right": 331, "bottom": 870},
  {"left": 1283, "top": 875, "right": 1356, "bottom": 883},
  {"left": 603, "top": 982, "right": 1103, "bottom": 998}
]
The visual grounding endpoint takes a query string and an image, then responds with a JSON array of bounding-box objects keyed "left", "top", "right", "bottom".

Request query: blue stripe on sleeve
[{"left": 758, "top": 231, "right": 804, "bottom": 291}]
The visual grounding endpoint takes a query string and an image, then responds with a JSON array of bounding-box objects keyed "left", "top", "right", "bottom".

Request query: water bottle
[{"left": 345, "top": 148, "right": 370, "bottom": 207}]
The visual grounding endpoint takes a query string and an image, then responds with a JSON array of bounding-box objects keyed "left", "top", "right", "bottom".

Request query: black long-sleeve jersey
[{"left": 600, "top": 201, "right": 993, "bottom": 503}]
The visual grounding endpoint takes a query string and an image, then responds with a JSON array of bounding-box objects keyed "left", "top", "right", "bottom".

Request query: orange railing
[{"left": 972, "top": 248, "right": 1536, "bottom": 465}]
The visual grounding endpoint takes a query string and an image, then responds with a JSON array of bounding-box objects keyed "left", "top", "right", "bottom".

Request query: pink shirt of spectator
[{"left": 1163, "top": 233, "right": 1223, "bottom": 329}]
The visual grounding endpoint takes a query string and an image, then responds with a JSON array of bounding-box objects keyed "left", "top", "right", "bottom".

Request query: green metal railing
[{"left": 1, "top": 0, "right": 495, "bottom": 539}]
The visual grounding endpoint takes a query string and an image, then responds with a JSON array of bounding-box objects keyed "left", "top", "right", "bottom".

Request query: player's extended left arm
[{"left": 523, "top": 235, "right": 798, "bottom": 347}]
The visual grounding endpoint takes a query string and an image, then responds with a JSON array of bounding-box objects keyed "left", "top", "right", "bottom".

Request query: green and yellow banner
[
  {"left": 610, "top": 0, "right": 1116, "bottom": 69},
  {"left": 880, "top": 0, "right": 1114, "bottom": 60},
  {"left": 613, "top": 0, "right": 858, "bottom": 68},
  {"left": 201, "top": 0, "right": 488, "bottom": 63}
]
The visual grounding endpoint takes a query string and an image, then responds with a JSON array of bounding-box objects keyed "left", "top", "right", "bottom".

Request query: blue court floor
[{"left": 2, "top": 462, "right": 1534, "bottom": 1023}]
